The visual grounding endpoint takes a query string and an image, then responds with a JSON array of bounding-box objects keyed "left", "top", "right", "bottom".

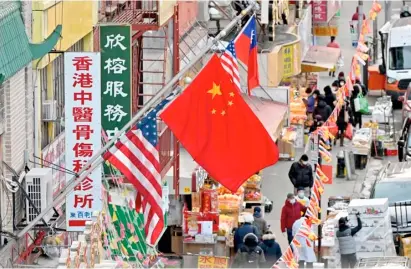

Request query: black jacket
[
  {"left": 314, "top": 100, "right": 332, "bottom": 122},
  {"left": 324, "top": 92, "right": 336, "bottom": 111},
  {"left": 337, "top": 105, "right": 353, "bottom": 130},
  {"left": 288, "top": 162, "right": 313, "bottom": 188},
  {"left": 259, "top": 239, "right": 282, "bottom": 267}
]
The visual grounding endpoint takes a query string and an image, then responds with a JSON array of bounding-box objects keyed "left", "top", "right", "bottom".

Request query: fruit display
[
  {"left": 244, "top": 190, "right": 262, "bottom": 201},
  {"left": 217, "top": 185, "right": 244, "bottom": 196},
  {"left": 281, "top": 127, "right": 297, "bottom": 143},
  {"left": 218, "top": 215, "right": 234, "bottom": 236},
  {"left": 244, "top": 174, "right": 261, "bottom": 189},
  {"left": 290, "top": 114, "right": 307, "bottom": 125},
  {"left": 218, "top": 194, "right": 242, "bottom": 212}
]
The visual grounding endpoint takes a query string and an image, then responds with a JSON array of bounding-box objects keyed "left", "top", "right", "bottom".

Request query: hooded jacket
[
  {"left": 234, "top": 223, "right": 260, "bottom": 252},
  {"left": 259, "top": 234, "right": 282, "bottom": 266},
  {"left": 314, "top": 100, "right": 332, "bottom": 123},
  {"left": 337, "top": 104, "right": 353, "bottom": 130},
  {"left": 288, "top": 161, "right": 313, "bottom": 188},
  {"left": 336, "top": 216, "right": 362, "bottom": 255},
  {"left": 280, "top": 200, "right": 305, "bottom": 231},
  {"left": 233, "top": 233, "right": 266, "bottom": 268},
  {"left": 253, "top": 211, "right": 268, "bottom": 237},
  {"left": 324, "top": 87, "right": 336, "bottom": 111}
]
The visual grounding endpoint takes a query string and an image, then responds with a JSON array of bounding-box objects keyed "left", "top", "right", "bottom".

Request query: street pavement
[{"left": 266, "top": 1, "right": 405, "bottom": 250}]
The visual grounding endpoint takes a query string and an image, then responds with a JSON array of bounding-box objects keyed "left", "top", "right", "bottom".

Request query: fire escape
[{"left": 95, "top": 0, "right": 179, "bottom": 185}]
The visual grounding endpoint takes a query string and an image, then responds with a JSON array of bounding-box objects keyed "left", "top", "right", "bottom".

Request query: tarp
[
  {"left": 301, "top": 46, "right": 341, "bottom": 72},
  {"left": 243, "top": 94, "right": 288, "bottom": 142}
]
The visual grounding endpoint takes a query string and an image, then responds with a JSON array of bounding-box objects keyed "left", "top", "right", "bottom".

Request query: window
[
  {"left": 52, "top": 39, "right": 84, "bottom": 136},
  {"left": 389, "top": 46, "right": 411, "bottom": 70},
  {"left": 40, "top": 68, "right": 50, "bottom": 149}
]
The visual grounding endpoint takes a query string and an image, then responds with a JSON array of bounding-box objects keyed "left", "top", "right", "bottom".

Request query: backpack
[{"left": 240, "top": 246, "right": 262, "bottom": 268}]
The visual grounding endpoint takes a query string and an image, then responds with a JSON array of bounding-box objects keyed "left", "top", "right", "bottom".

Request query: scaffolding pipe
[{"left": 17, "top": 5, "right": 255, "bottom": 239}]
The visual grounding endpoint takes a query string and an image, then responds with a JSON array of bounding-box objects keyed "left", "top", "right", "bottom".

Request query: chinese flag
[{"left": 160, "top": 54, "right": 278, "bottom": 192}]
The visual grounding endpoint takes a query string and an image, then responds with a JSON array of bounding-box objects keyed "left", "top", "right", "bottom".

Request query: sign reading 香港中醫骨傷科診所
[
  {"left": 64, "top": 52, "right": 102, "bottom": 231},
  {"left": 99, "top": 25, "right": 132, "bottom": 175}
]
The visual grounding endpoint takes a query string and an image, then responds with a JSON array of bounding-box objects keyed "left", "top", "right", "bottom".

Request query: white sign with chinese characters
[{"left": 64, "top": 52, "right": 102, "bottom": 232}]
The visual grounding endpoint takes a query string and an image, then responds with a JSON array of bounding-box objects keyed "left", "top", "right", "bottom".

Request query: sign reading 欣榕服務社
[
  {"left": 64, "top": 52, "right": 102, "bottom": 231},
  {"left": 99, "top": 25, "right": 132, "bottom": 175}
]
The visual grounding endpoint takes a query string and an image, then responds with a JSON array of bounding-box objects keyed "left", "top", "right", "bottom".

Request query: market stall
[{"left": 181, "top": 171, "right": 266, "bottom": 265}]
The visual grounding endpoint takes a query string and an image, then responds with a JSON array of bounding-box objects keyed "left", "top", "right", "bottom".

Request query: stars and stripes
[
  {"left": 221, "top": 40, "right": 241, "bottom": 91},
  {"left": 103, "top": 96, "right": 173, "bottom": 246}
]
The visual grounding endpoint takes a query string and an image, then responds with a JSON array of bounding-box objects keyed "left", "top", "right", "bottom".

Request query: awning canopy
[
  {"left": 301, "top": 46, "right": 341, "bottom": 73},
  {"left": 243, "top": 94, "right": 288, "bottom": 142}
]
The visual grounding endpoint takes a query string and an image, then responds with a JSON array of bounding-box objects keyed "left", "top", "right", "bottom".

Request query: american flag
[
  {"left": 221, "top": 40, "right": 241, "bottom": 90},
  {"left": 103, "top": 97, "right": 173, "bottom": 246}
]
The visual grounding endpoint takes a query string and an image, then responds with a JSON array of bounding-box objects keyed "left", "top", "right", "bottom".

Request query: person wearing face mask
[
  {"left": 336, "top": 213, "right": 362, "bottom": 268},
  {"left": 296, "top": 187, "right": 310, "bottom": 207},
  {"left": 281, "top": 193, "right": 305, "bottom": 244},
  {"left": 288, "top": 154, "right": 313, "bottom": 197}
]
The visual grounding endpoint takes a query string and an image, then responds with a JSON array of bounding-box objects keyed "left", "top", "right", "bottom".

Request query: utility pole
[
  {"left": 358, "top": 0, "right": 364, "bottom": 42},
  {"left": 385, "top": 0, "right": 391, "bottom": 23},
  {"left": 373, "top": 14, "right": 378, "bottom": 64}
]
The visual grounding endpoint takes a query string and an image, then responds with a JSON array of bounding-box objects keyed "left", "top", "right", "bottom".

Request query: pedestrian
[
  {"left": 234, "top": 213, "right": 260, "bottom": 252},
  {"left": 335, "top": 99, "right": 353, "bottom": 147},
  {"left": 331, "top": 81, "right": 339, "bottom": 92},
  {"left": 327, "top": 36, "right": 340, "bottom": 77},
  {"left": 314, "top": 95, "right": 332, "bottom": 123},
  {"left": 281, "top": 193, "right": 306, "bottom": 244},
  {"left": 324, "top": 85, "right": 336, "bottom": 111},
  {"left": 305, "top": 88, "right": 315, "bottom": 122},
  {"left": 292, "top": 216, "right": 316, "bottom": 268},
  {"left": 253, "top": 207, "right": 268, "bottom": 237},
  {"left": 336, "top": 213, "right": 363, "bottom": 268},
  {"left": 288, "top": 154, "right": 314, "bottom": 196},
  {"left": 338, "top": 72, "right": 346, "bottom": 87},
  {"left": 355, "top": 79, "right": 368, "bottom": 96},
  {"left": 350, "top": 84, "right": 363, "bottom": 128},
  {"left": 233, "top": 233, "right": 266, "bottom": 268},
  {"left": 352, "top": 6, "right": 366, "bottom": 21},
  {"left": 296, "top": 186, "right": 310, "bottom": 207},
  {"left": 259, "top": 231, "right": 282, "bottom": 267}
]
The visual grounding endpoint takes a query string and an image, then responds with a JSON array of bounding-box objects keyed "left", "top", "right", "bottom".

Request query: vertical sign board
[
  {"left": 312, "top": 0, "right": 327, "bottom": 23},
  {"left": 65, "top": 52, "right": 102, "bottom": 231},
  {"left": 282, "top": 45, "right": 294, "bottom": 79},
  {"left": 99, "top": 25, "right": 132, "bottom": 175}
]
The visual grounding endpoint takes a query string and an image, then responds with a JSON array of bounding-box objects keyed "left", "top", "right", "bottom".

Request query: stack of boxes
[{"left": 348, "top": 198, "right": 396, "bottom": 258}]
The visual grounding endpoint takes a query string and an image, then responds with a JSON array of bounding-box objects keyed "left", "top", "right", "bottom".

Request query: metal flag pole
[{"left": 17, "top": 4, "right": 256, "bottom": 239}]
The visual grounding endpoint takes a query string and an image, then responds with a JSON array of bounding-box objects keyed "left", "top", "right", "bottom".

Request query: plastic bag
[
  {"left": 345, "top": 123, "right": 353, "bottom": 140},
  {"left": 337, "top": 55, "right": 344, "bottom": 68},
  {"left": 359, "top": 94, "right": 369, "bottom": 114}
]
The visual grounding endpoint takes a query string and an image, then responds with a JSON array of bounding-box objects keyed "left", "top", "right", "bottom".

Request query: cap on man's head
[
  {"left": 254, "top": 207, "right": 261, "bottom": 213},
  {"left": 287, "top": 193, "right": 295, "bottom": 199},
  {"left": 300, "top": 154, "right": 309, "bottom": 161}
]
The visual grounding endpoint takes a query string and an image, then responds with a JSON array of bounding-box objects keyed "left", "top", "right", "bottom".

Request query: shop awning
[
  {"left": 243, "top": 95, "right": 288, "bottom": 142},
  {"left": 301, "top": 46, "right": 341, "bottom": 73}
]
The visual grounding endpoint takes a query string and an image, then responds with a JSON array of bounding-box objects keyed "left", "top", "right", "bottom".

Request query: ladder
[{"left": 137, "top": 29, "right": 168, "bottom": 109}]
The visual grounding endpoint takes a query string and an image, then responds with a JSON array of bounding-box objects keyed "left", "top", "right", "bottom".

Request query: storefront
[{"left": 312, "top": 0, "right": 340, "bottom": 38}]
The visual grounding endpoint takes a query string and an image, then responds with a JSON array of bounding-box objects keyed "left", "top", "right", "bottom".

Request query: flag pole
[{"left": 16, "top": 4, "right": 257, "bottom": 239}]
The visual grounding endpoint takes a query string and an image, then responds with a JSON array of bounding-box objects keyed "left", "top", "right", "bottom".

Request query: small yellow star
[
  {"left": 228, "top": 101, "right": 233, "bottom": 106},
  {"left": 229, "top": 92, "right": 235, "bottom": 97},
  {"left": 207, "top": 82, "right": 222, "bottom": 99},
  {"left": 211, "top": 109, "right": 216, "bottom": 114},
  {"left": 221, "top": 110, "right": 226, "bottom": 116}
]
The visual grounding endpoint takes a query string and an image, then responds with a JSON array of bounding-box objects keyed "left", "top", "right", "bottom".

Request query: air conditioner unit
[
  {"left": 25, "top": 168, "right": 54, "bottom": 224},
  {"left": 42, "top": 100, "right": 57, "bottom": 121}
]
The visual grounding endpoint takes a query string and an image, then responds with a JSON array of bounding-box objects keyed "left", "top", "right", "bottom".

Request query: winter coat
[
  {"left": 306, "top": 95, "right": 315, "bottom": 113},
  {"left": 337, "top": 217, "right": 362, "bottom": 255},
  {"left": 314, "top": 100, "right": 332, "bottom": 122},
  {"left": 253, "top": 212, "right": 268, "bottom": 237},
  {"left": 233, "top": 245, "right": 266, "bottom": 268},
  {"left": 324, "top": 92, "right": 336, "bottom": 111},
  {"left": 280, "top": 200, "right": 305, "bottom": 231},
  {"left": 234, "top": 223, "right": 260, "bottom": 252},
  {"left": 259, "top": 234, "right": 282, "bottom": 267},
  {"left": 337, "top": 105, "right": 353, "bottom": 131},
  {"left": 288, "top": 162, "right": 314, "bottom": 188},
  {"left": 292, "top": 217, "right": 317, "bottom": 263}
]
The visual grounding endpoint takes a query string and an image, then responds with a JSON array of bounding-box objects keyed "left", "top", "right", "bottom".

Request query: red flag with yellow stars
[{"left": 160, "top": 54, "right": 279, "bottom": 192}]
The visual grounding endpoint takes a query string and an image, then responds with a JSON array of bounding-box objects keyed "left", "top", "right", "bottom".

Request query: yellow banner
[
  {"left": 313, "top": 26, "right": 339, "bottom": 36},
  {"left": 282, "top": 45, "right": 294, "bottom": 78},
  {"left": 198, "top": 256, "right": 228, "bottom": 268}
]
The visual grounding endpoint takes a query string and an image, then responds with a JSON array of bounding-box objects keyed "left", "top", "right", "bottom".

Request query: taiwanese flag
[
  {"left": 160, "top": 54, "right": 278, "bottom": 192},
  {"left": 234, "top": 15, "right": 260, "bottom": 95}
]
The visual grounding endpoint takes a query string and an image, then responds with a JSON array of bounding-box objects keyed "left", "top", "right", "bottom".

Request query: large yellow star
[{"left": 207, "top": 82, "right": 222, "bottom": 99}]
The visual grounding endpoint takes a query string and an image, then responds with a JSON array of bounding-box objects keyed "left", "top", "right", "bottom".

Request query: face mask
[
  {"left": 340, "top": 81, "right": 345, "bottom": 86},
  {"left": 302, "top": 161, "right": 308, "bottom": 165},
  {"left": 289, "top": 199, "right": 296, "bottom": 204},
  {"left": 297, "top": 192, "right": 304, "bottom": 199}
]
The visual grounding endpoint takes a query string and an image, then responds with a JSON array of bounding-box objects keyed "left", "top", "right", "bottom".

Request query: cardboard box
[
  {"left": 348, "top": 214, "right": 390, "bottom": 228},
  {"left": 348, "top": 198, "right": 389, "bottom": 217},
  {"left": 355, "top": 234, "right": 394, "bottom": 252},
  {"left": 348, "top": 198, "right": 388, "bottom": 217},
  {"left": 400, "top": 237, "right": 411, "bottom": 257},
  {"left": 354, "top": 228, "right": 392, "bottom": 240}
]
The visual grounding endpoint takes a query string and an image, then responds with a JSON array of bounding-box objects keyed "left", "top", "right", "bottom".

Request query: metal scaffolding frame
[{"left": 16, "top": 4, "right": 256, "bottom": 238}]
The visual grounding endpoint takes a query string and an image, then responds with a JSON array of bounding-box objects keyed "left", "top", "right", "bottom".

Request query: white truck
[{"left": 369, "top": 12, "right": 411, "bottom": 105}]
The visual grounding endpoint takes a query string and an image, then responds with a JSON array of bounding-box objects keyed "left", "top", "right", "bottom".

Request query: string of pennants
[{"left": 273, "top": 2, "right": 382, "bottom": 268}]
